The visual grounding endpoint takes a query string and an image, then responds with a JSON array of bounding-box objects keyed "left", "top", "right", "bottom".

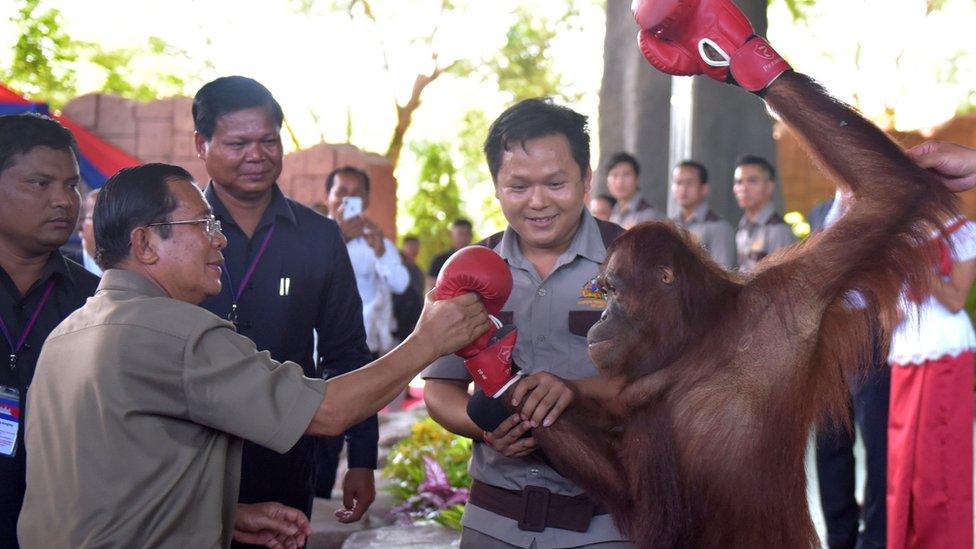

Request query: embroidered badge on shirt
[{"left": 577, "top": 276, "right": 607, "bottom": 308}]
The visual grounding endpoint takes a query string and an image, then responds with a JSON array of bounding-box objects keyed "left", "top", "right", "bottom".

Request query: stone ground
[
  {"left": 308, "top": 406, "right": 460, "bottom": 549},
  {"left": 309, "top": 406, "right": 976, "bottom": 548}
]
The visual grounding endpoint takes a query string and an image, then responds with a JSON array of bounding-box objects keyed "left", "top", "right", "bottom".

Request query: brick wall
[
  {"left": 62, "top": 94, "right": 398, "bottom": 239},
  {"left": 777, "top": 114, "right": 976, "bottom": 219}
]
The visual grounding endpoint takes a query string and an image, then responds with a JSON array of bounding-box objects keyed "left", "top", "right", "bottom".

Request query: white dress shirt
[{"left": 346, "top": 236, "right": 409, "bottom": 353}]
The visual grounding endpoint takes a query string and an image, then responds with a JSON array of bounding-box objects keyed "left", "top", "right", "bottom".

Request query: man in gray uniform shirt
[
  {"left": 732, "top": 155, "right": 797, "bottom": 271},
  {"left": 423, "top": 99, "right": 630, "bottom": 549},
  {"left": 669, "top": 160, "right": 736, "bottom": 269},
  {"left": 20, "top": 164, "right": 487, "bottom": 548},
  {"left": 606, "top": 152, "right": 660, "bottom": 229}
]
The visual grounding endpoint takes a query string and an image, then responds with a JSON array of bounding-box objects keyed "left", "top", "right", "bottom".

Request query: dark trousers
[
  {"left": 314, "top": 435, "right": 344, "bottom": 499},
  {"left": 815, "top": 365, "right": 890, "bottom": 549},
  {"left": 231, "top": 437, "right": 317, "bottom": 549},
  {"left": 0, "top": 450, "right": 25, "bottom": 549}
]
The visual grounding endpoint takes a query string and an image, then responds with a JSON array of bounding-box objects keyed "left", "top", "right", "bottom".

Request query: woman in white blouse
[{"left": 887, "top": 216, "right": 976, "bottom": 549}]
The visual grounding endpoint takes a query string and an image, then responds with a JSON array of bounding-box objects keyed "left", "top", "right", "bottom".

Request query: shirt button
[
  {"left": 530, "top": 468, "right": 540, "bottom": 477},
  {"left": 536, "top": 335, "right": 546, "bottom": 343},
  {"left": 537, "top": 288, "right": 547, "bottom": 297}
]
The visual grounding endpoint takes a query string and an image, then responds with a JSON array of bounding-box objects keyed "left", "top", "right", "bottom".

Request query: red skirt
[{"left": 888, "top": 351, "right": 974, "bottom": 549}]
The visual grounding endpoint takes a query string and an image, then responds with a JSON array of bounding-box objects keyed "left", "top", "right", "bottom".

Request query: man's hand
[
  {"left": 363, "top": 219, "right": 386, "bottom": 257},
  {"left": 483, "top": 413, "right": 536, "bottom": 458},
  {"left": 510, "top": 372, "right": 576, "bottom": 428},
  {"left": 908, "top": 140, "right": 976, "bottom": 192},
  {"left": 335, "top": 202, "right": 365, "bottom": 242},
  {"left": 233, "top": 502, "right": 311, "bottom": 549},
  {"left": 412, "top": 291, "right": 490, "bottom": 358},
  {"left": 334, "top": 468, "right": 376, "bottom": 524}
]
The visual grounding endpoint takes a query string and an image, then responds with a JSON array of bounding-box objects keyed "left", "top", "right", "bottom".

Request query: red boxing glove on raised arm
[
  {"left": 633, "top": 0, "right": 791, "bottom": 93},
  {"left": 435, "top": 247, "right": 520, "bottom": 397}
]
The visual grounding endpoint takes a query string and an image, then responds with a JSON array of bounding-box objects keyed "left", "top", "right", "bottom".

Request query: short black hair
[
  {"left": 192, "top": 76, "right": 284, "bottom": 140},
  {"left": 484, "top": 97, "right": 590, "bottom": 183},
  {"left": 608, "top": 152, "right": 640, "bottom": 176},
  {"left": 402, "top": 235, "right": 419, "bottom": 244},
  {"left": 451, "top": 219, "right": 473, "bottom": 230},
  {"left": 325, "top": 166, "right": 371, "bottom": 196},
  {"left": 0, "top": 113, "right": 79, "bottom": 175},
  {"left": 735, "top": 154, "right": 776, "bottom": 181},
  {"left": 94, "top": 163, "right": 188, "bottom": 270},
  {"left": 593, "top": 194, "right": 616, "bottom": 207},
  {"left": 676, "top": 160, "right": 709, "bottom": 184}
]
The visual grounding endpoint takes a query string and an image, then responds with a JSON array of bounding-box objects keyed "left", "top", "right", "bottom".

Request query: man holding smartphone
[
  {"left": 319, "top": 165, "right": 409, "bottom": 498},
  {"left": 325, "top": 166, "right": 409, "bottom": 357}
]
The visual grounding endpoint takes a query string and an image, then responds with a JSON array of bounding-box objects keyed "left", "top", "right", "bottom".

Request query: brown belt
[{"left": 468, "top": 479, "right": 609, "bottom": 533}]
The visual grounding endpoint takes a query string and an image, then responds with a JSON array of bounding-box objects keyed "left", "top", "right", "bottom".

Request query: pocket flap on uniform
[
  {"left": 568, "top": 310, "right": 601, "bottom": 337},
  {"left": 495, "top": 311, "right": 514, "bottom": 325}
]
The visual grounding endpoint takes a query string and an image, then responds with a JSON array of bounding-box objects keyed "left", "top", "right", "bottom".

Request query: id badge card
[{"left": 0, "top": 385, "right": 21, "bottom": 458}]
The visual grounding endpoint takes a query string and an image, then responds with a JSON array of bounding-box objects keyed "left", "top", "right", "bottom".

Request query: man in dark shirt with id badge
[
  {"left": 0, "top": 114, "right": 99, "bottom": 547},
  {"left": 192, "top": 76, "right": 377, "bottom": 536}
]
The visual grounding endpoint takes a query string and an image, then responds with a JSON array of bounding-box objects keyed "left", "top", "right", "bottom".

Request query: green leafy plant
[{"left": 382, "top": 417, "right": 472, "bottom": 531}]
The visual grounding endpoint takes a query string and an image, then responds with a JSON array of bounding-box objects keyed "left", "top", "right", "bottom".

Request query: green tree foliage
[
  {"left": 2, "top": 0, "right": 191, "bottom": 108},
  {"left": 88, "top": 37, "right": 189, "bottom": 101},
  {"left": 2, "top": 0, "right": 79, "bottom": 106},
  {"left": 483, "top": 5, "right": 576, "bottom": 103},
  {"left": 769, "top": 0, "right": 817, "bottom": 21},
  {"left": 403, "top": 141, "right": 466, "bottom": 268}
]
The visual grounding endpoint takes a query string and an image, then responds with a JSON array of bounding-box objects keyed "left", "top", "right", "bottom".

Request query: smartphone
[{"left": 342, "top": 196, "right": 363, "bottom": 220}]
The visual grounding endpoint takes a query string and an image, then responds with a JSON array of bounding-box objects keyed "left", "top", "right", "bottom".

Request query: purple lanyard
[
  {"left": 0, "top": 279, "right": 55, "bottom": 370},
  {"left": 225, "top": 223, "right": 276, "bottom": 325}
]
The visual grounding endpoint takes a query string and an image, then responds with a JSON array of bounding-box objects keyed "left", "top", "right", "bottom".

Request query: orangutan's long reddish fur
[{"left": 520, "top": 72, "right": 958, "bottom": 548}]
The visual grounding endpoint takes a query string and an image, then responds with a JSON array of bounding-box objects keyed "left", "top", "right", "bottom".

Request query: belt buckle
[{"left": 518, "top": 485, "right": 550, "bottom": 532}]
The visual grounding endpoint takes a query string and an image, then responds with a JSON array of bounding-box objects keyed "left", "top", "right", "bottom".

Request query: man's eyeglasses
[{"left": 145, "top": 216, "right": 222, "bottom": 238}]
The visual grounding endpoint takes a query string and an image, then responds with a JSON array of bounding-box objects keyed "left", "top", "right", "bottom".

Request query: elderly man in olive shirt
[{"left": 20, "top": 164, "right": 487, "bottom": 548}]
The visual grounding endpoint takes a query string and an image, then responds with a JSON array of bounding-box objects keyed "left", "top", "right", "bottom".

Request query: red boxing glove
[
  {"left": 466, "top": 324, "right": 521, "bottom": 398},
  {"left": 633, "top": 0, "right": 791, "bottom": 93},
  {"left": 434, "top": 247, "right": 520, "bottom": 397},
  {"left": 434, "top": 246, "right": 513, "bottom": 358}
]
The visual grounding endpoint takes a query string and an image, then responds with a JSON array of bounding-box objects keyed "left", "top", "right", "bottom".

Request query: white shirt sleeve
[
  {"left": 950, "top": 220, "right": 976, "bottom": 262},
  {"left": 375, "top": 237, "right": 410, "bottom": 294}
]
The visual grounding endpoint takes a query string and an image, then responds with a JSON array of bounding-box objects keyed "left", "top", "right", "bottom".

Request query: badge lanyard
[
  {"left": 225, "top": 223, "right": 276, "bottom": 325},
  {"left": 0, "top": 279, "right": 55, "bottom": 370}
]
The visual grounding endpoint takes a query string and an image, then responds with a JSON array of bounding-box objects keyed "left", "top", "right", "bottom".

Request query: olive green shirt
[{"left": 19, "top": 269, "right": 326, "bottom": 548}]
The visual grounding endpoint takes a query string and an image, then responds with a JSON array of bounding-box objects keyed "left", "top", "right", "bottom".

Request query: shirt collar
[
  {"left": 497, "top": 209, "right": 607, "bottom": 271},
  {"left": 204, "top": 182, "right": 297, "bottom": 230},
  {"left": 673, "top": 201, "right": 711, "bottom": 224},
  {"left": 44, "top": 250, "right": 74, "bottom": 285},
  {"left": 739, "top": 202, "right": 776, "bottom": 228},
  {"left": 97, "top": 269, "right": 169, "bottom": 299},
  {"left": 0, "top": 250, "right": 74, "bottom": 300}
]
